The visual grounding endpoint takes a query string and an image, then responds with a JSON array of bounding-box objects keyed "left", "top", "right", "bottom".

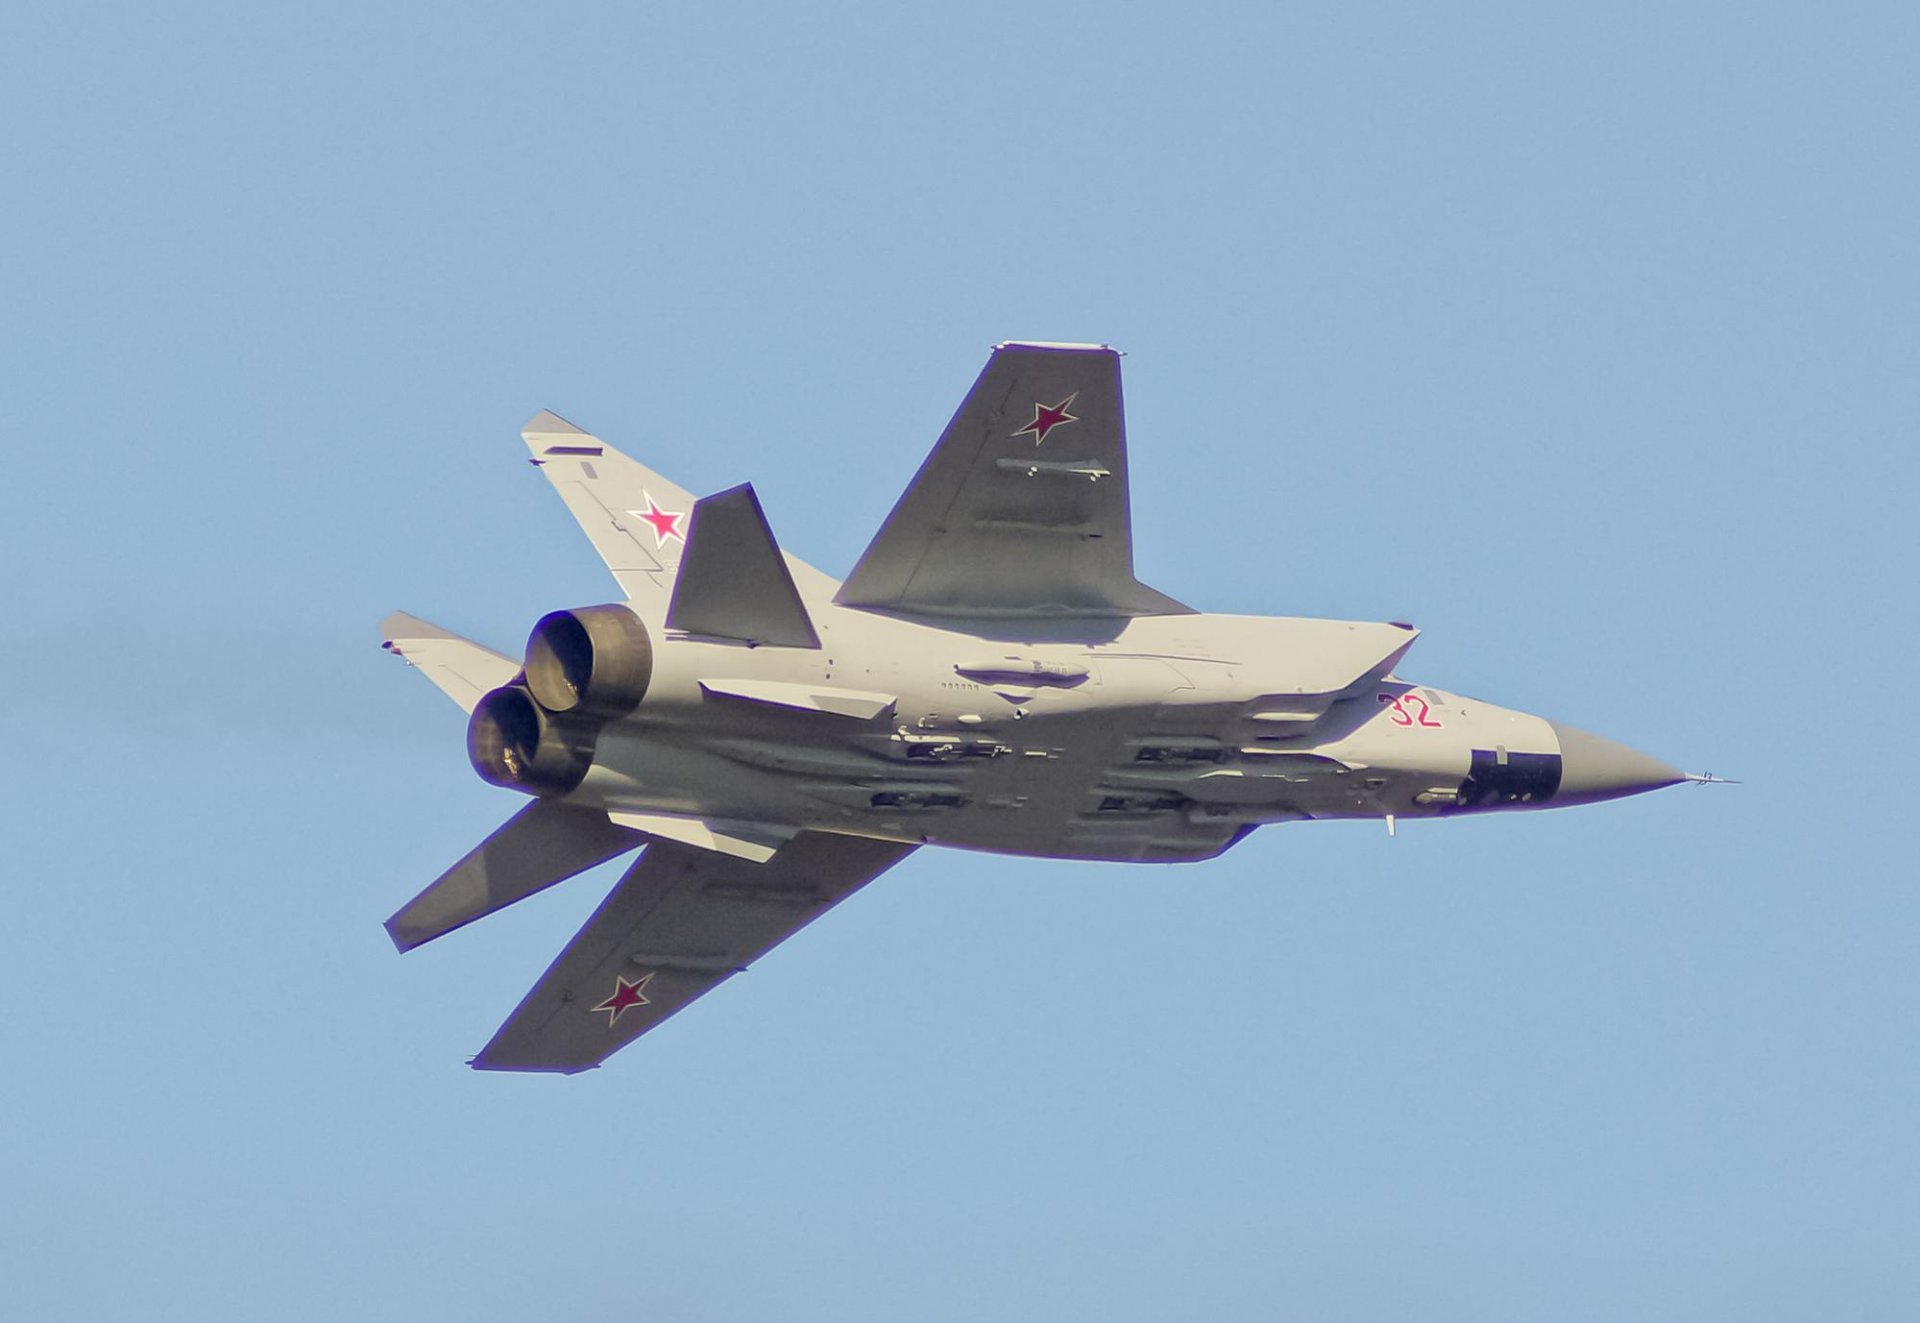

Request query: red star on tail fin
[
  {"left": 627, "top": 493, "right": 685, "bottom": 547},
  {"left": 1011, "top": 393, "right": 1080, "bottom": 445}
]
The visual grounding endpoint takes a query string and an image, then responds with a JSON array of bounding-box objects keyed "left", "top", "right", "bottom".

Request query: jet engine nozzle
[
  {"left": 467, "top": 684, "right": 591, "bottom": 795},
  {"left": 524, "top": 604, "right": 653, "bottom": 719}
]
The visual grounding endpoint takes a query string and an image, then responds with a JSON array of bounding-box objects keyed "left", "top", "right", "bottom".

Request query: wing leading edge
[
  {"left": 472, "top": 832, "right": 916, "bottom": 1073},
  {"left": 836, "top": 342, "right": 1191, "bottom": 619}
]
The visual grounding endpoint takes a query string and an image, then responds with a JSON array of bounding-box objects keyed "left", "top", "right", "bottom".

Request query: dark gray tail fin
[{"left": 665, "top": 483, "right": 821, "bottom": 648}]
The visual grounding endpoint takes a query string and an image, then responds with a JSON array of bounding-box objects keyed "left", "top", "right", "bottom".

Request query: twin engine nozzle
[{"left": 466, "top": 605, "right": 653, "bottom": 796}]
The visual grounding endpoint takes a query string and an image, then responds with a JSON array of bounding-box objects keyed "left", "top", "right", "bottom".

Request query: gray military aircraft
[{"left": 383, "top": 342, "right": 1689, "bottom": 1073}]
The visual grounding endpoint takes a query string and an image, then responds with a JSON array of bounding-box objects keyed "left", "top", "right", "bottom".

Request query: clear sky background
[{"left": 4, "top": 3, "right": 1916, "bottom": 1319}]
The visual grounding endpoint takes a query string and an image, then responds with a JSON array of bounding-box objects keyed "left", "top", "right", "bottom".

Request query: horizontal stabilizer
[
  {"left": 386, "top": 801, "right": 644, "bottom": 952},
  {"left": 380, "top": 612, "right": 520, "bottom": 713},
  {"left": 666, "top": 484, "right": 821, "bottom": 647}
]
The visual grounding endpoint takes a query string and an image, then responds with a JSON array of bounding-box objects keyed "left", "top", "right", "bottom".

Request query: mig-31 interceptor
[{"left": 383, "top": 341, "right": 1691, "bottom": 1073}]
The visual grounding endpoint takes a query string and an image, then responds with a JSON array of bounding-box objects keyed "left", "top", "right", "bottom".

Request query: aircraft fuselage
[
  {"left": 557, "top": 605, "right": 1678, "bottom": 863},
  {"left": 388, "top": 344, "right": 1695, "bottom": 1071}
]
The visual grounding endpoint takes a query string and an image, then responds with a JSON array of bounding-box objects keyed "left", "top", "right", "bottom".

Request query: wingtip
[
  {"left": 380, "top": 610, "right": 460, "bottom": 644},
  {"left": 994, "top": 339, "right": 1116, "bottom": 354},
  {"left": 522, "top": 409, "right": 587, "bottom": 437},
  {"left": 468, "top": 1052, "right": 599, "bottom": 1075}
]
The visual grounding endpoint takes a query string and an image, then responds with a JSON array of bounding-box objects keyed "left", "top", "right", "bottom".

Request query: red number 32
[{"left": 1379, "top": 691, "right": 1443, "bottom": 728}]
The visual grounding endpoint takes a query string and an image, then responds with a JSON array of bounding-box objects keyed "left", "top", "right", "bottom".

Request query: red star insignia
[
  {"left": 626, "top": 493, "right": 685, "bottom": 548},
  {"left": 1011, "top": 393, "right": 1080, "bottom": 445},
  {"left": 591, "top": 972, "right": 654, "bottom": 1026}
]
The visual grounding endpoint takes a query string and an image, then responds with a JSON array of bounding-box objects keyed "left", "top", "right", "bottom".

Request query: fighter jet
[{"left": 383, "top": 342, "right": 1689, "bottom": 1073}]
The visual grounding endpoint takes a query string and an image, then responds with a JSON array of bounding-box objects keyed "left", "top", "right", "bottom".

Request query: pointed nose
[{"left": 1548, "top": 722, "right": 1686, "bottom": 806}]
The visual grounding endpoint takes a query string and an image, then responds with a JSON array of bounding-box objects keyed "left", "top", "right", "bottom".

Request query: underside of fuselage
[{"left": 528, "top": 603, "right": 1678, "bottom": 865}]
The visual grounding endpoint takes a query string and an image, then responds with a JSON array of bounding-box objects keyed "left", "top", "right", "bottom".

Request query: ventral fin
[{"left": 605, "top": 810, "right": 794, "bottom": 863}]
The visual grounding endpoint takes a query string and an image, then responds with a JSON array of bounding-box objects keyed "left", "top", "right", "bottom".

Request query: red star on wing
[
  {"left": 1011, "top": 393, "right": 1080, "bottom": 445},
  {"left": 591, "top": 972, "right": 654, "bottom": 1026},
  {"left": 627, "top": 493, "right": 685, "bottom": 548}
]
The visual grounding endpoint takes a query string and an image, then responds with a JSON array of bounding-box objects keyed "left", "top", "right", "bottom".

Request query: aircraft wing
[
  {"left": 836, "top": 342, "right": 1191, "bottom": 619},
  {"left": 471, "top": 832, "right": 916, "bottom": 1073}
]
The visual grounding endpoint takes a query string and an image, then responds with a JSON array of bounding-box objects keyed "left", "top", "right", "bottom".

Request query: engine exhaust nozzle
[
  {"left": 524, "top": 605, "right": 653, "bottom": 720},
  {"left": 467, "top": 684, "right": 590, "bottom": 796}
]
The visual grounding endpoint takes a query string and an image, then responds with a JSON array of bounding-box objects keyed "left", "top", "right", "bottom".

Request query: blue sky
[{"left": 4, "top": 3, "right": 1916, "bottom": 1319}]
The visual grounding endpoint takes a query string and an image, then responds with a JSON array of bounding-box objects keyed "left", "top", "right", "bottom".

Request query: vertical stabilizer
[
  {"left": 522, "top": 411, "right": 840, "bottom": 612},
  {"left": 665, "top": 483, "right": 821, "bottom": 647},
  {"left": 522, "top": 412, "right": 698, "bottom": 607}
]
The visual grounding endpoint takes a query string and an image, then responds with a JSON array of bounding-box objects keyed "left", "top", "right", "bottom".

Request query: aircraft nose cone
[{"left": 1549, "top": 722, "right": 1686, "bottom": 805}]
